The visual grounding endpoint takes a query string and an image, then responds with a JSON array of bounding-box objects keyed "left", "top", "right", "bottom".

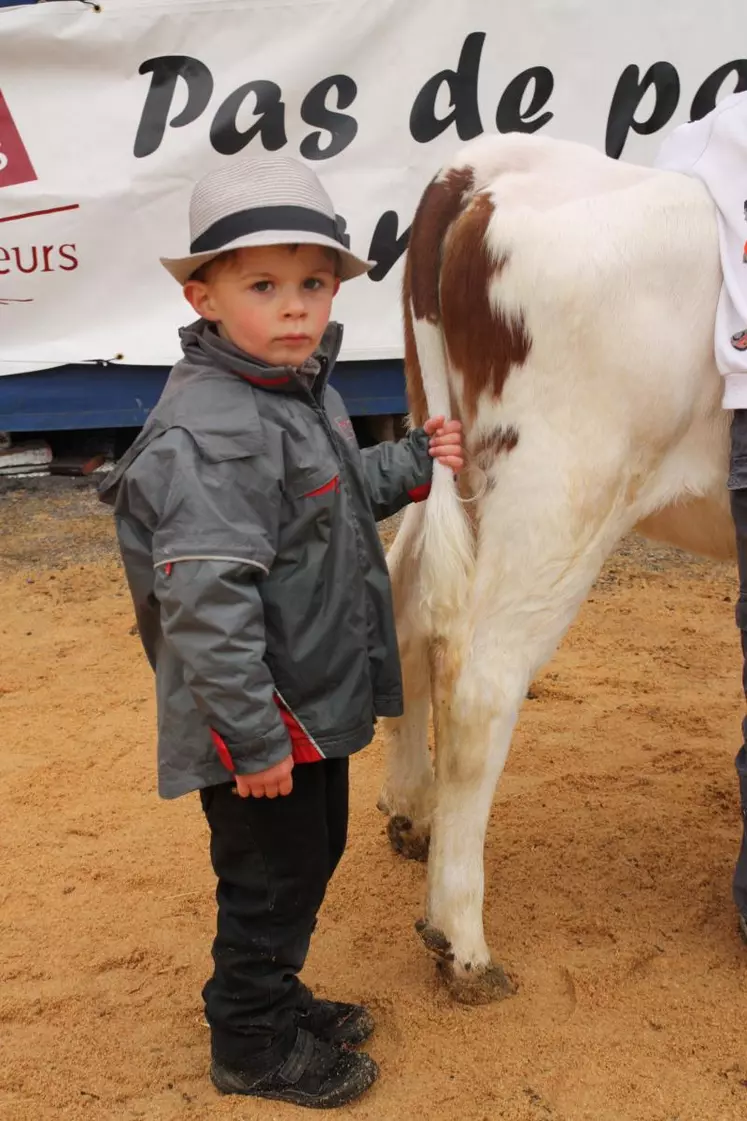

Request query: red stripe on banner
[
  {"left": 408, "top": 483, "right": 432, "bottom": 503},
  {"left": 0, "top": 204, "right": 80, "bottom": 225},
  {"left": 303, "top": 475, "right": 339, "bottom": 498},
  {"left": 210, "top": 729, "right": 236, "bottom": 773},
  {"left": 0, "top": 90, "right": 37, "bottom": 191},
  {"left": 274, "top": 694, "right": 324, "bottom": 764}
]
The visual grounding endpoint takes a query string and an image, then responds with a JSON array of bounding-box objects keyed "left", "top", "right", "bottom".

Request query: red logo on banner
[{"left": 0, "top": 90, "right": 37, "bottom": 190}]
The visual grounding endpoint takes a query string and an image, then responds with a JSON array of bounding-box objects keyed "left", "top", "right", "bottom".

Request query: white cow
[{"left": 378, "top": 132, "right": 735, "bottom": 1003}]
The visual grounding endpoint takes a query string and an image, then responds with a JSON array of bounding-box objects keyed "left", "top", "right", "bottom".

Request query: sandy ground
[{"left": 2, "top": 482, "right": 747, "bottom": 1121}]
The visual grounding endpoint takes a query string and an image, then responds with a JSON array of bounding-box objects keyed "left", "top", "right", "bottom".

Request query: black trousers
[
  {"left": 199, "top": 757, "right": 349, "bottom": 1070},
  {"left": 729, "top": 410, "right": 747, "bottom": 916}
]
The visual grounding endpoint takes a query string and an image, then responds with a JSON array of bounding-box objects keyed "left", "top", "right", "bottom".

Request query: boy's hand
[
  {"left": 234, "top": 755, "right": 294, "bottom": 799},
  {"left": 424, "top": 416, "right": 464, "bottom": 472}
]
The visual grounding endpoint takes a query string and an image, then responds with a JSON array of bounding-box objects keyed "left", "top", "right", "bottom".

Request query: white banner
[{"left": 0, "top": 0, "right": 745, "bottom": 375}]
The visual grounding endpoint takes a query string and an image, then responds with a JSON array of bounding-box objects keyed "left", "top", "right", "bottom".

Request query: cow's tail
[
  {"left": 404, "top": 165, "right": 477, "bottom": 638},
  {"left": 416, "top": 319, "right": 474, "bottom": 639}
]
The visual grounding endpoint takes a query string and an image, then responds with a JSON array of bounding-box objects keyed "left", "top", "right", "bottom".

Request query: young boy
[{"left": 99, "top": 154, "right": 462, "bottom": 1108}]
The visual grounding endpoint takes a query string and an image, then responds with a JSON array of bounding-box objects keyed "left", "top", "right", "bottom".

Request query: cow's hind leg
[
  {"left": 379, "top": 504, "right": 434, "bottom": 861},
  {"left": 420, "top": 463, "right": 637, "bottom": 1002}
]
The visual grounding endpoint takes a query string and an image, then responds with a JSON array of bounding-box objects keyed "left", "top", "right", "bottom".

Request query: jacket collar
[{"left": 179, "top": 318, "right": 344, "bottom": 397}]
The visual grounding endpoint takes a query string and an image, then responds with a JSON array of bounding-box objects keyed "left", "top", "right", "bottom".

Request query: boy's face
[{"left": 184, "top": 244, "right": 340, "bottom": 366}]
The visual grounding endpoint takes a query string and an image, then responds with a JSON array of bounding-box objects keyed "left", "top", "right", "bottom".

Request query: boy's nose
[{"left": 283, "top": 293, "right": 306, "bottom": 317}]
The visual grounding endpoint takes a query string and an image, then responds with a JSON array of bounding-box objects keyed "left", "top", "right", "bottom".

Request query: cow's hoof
[
  {"left": 415, "top": 919, "right": 516, "bottom": 1004},
  {"left": 415, "top": 918, "right": 454, "bottom": 960},
  {"left": 444, "top": 962, "right": 516, "bottom": 1005},
  {"left": 387, "top": 815, "right": 430, "bottom": 862}
]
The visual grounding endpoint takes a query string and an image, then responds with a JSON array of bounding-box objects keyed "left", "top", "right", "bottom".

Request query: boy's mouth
[{"left": 277, "top": 334, "right": 311, "bottom": 344}]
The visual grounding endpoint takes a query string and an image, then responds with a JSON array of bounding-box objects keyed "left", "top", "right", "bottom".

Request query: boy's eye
[
  {"left": 303, "top": 277, "right": 324, "bottom": 291},
  {"left": 252, "top": 280, "right": 273, "bottom": 293}
]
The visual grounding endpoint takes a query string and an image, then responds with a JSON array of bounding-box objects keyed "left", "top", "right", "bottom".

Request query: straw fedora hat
[{"left": 160, "top": 154, "right": 372, "bottom": 285}]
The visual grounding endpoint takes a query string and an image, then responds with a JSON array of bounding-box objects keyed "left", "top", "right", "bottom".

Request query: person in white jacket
[{"left": 656, "top": 91, "right": 747, "bottom": 942}]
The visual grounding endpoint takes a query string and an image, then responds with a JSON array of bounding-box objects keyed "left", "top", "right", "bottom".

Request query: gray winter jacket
[{"left": 99, "top": 320, "right": 432, "bottom": 799}]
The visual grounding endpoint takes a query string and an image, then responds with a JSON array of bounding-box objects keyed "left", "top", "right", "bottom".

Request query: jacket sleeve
[
  {"left": 359, "top": 428, "right": 433, "bottom": 522},
  {"left": 155, "top": 560, "right": 290, "bottom": 775},
  {"left": 126, "top": 428, "right": 291, "bottom": 775}
]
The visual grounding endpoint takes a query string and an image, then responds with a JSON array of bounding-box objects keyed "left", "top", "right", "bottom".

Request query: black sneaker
[
  {"left": 210, "top": 1028, "right": 378, "bottom": 1109},
  {"left": 297, "top": 998, "right": 375, "bottom": 1048}
]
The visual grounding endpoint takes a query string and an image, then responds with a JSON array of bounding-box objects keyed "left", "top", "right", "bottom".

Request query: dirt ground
[{"left": 2, "top": 481, "right": 747, "bottom": 1121}]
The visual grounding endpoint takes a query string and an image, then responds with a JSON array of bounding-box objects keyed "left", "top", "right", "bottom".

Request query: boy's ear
[
  {"left": 333, "top": 278, "right": 341, "bottom": 296},
  {"left": 184, "top": 279, "right": 219, "bottom": 321}
]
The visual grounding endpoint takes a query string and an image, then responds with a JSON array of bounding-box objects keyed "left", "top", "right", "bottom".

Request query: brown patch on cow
[
  {"left": 408, "top": 167, "right": 475, "bottom": 324},
  {"left": 402, "top": 167, "right": 475, "bottom": 426},
  {"left": 439, "top": 193, "right": 531, "bottom": 420},
  {"left": 467, "top": 425, "right": 519, "bottom": 497},
  {"left": 469, "top": 425, "right": 519, "bottom": 472}
]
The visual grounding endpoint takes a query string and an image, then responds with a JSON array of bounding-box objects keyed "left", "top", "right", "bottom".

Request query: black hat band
[{"left": 190, "top": 205, "right": 350, "bottom": 255}]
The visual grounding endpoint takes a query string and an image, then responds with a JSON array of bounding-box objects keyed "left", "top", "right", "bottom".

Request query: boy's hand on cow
[
  {"left": 234, "top": 755, "right": 294, "bottom": 799},
  {"left": 424, "top": 416, "right": 464, "bottom": 472}
]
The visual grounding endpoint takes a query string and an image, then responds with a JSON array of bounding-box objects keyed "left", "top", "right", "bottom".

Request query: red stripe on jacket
[
  {"left": 209, "top": 703, "right": 323, "bottom": 774},
  {"left": 408, "top": 483, "right": 432, "bottom": 503},
  {"left": 235, "top": 371, "right": 292, "bottom": 388},
  {"left": 303, "top": 475, "right": 340, "bottom": 498},
  {"left": 210, "top": 729, "right": 236, "bottom": 773},
  {"left": 274, "top": 695, "right": 324, "bottom": 763}
]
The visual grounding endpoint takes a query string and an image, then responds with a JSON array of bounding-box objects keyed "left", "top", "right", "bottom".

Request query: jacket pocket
[
  {"left": 284, "top": 462, "right": 341, "bottom": 501},
  {"left": 281, "top": 465, "right": 342, "bottom": 547},
  {"left": 302, "top": 474, "right": 340, "bottom": 499}
]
